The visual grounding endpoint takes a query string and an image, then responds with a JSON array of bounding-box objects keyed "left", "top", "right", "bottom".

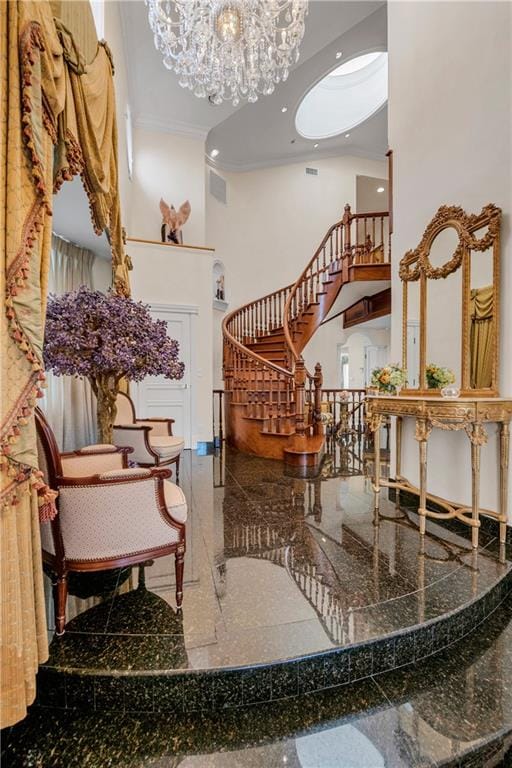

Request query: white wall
[
  {"left": 104, "top": 1, "right": 132, "bottom": 225},
  {"left": 388, "top": 0, "right": 511, "bottom": 517},
  {"left": 127, "top": 240, "right": 214, "bottom": 446},
  {"left": 130, "top": 128, "right": 206, "bottom": 245},
  {"left": 208, "top": 155, "right": 387, "bottom": 386},
  {"left": 303, "top": 322, "right": 390, "bottom": 389}
]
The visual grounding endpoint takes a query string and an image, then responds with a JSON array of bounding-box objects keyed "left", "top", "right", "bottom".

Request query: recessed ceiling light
[
  {"left": 281, "top": 106, "right": 288, "bottom": 113},
  {"left": 377, "top": 186, "right": 385, "bottom": 193},
  {"left": 344, "top": 133, "right": 350, "bottom": 138},
  {"left": 335, "top": 51, "right": 343, "bottom": 59},
  {"left": 314, "top": 143, "right": 319, "bottom": 148},
  {"left": 210, "top": 149, "right": 219, "bottom": 158}
]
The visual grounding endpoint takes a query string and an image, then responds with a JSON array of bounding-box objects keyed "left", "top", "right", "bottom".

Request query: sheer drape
[
  {"left": 44, "top": 235, "right": 97, "bottom": 450},
  {"left": 470, "top": 285, "right": 493, "bottom": 389}
]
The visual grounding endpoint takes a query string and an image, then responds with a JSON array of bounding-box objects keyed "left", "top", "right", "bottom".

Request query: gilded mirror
[{"left": 400, "top": 204, "right": 501, "bottom": 396}]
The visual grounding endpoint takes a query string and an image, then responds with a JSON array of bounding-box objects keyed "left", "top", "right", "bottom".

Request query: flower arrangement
[
  {"left": 371, "top": 364, "right": 407, "bottom": 394},
  {"left": 426, "top": 363, "right": 455, "bottom": 389},
  {"left": 44, "top": 287, "right": 185, "bottom": 442}
]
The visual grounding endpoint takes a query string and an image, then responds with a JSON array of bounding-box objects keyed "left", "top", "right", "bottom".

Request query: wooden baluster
[
  {"left": 294, "top": 358, "right": 307, "bottom": 438},
  {"left": 342, "top": 203, "right": 352, "bottom": 280},
  {"left": 322, "top": 245, "right": 326, "bottom": 271},
  {"left": 277, "top": 373, "right": 282, "bottom": 427},
  {"left": 313, "top": 363, "right": 324, "bottom": 435},
  {"left": 329, "top": 233, "right": 333, "bottom": 265},
  {"left": 268, "top": 370, "right": 274, "bottom": 430}
]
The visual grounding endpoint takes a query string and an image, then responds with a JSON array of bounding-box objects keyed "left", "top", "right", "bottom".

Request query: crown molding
[
  {"left": 134, "top": 114, "right": 209, "bottom": 141},
  {"left": 207, "top": 146, "right": 388, "bottom": 174}
]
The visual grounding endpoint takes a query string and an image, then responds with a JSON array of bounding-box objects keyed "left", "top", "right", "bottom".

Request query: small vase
[{"left": 441, "top": 385, "right": 460, "bottom": 399}]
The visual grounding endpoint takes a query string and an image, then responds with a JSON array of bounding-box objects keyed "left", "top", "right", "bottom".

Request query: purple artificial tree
[{"left": 44, "top": 286, "right": 185, "bottom": 443}]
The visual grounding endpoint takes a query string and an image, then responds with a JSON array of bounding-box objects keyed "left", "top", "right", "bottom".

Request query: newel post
[
  {"left": 342, "top": 203, "right": 352, "bottom": 281},
  {"left": 294, "top": 357, "right": 307, "bottom": 438},
  {"left": 313, "top": 362, "right": 323, "bottom": 436}
]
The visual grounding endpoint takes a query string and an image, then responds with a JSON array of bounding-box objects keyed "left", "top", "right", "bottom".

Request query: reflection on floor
[
  {"left": 3, "top": 594, "right": 512, "bottom": 766},
  {"left": 39, "top": 444, "right": 508, "bottom": 673},
  {"left": 2, "top": 442, "right": 512, "bottom": 767}
]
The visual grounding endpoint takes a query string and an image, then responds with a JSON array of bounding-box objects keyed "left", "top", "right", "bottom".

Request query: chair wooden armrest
[
  {"left": 60, "top": 445, "right": 133, "bottom": 477},
  {"left": 56, "top": 466, "right": 172, "bottom": 487}
]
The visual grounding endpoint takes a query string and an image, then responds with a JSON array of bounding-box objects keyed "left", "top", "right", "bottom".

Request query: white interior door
[{"left": 134, "top": 306, "right": 193, "bottom": 448}]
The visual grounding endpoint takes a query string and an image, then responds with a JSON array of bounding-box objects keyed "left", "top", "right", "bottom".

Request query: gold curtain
[
  {"left": 50, "top": 0, "right": 98, "bottom": 64},
  {"left": 0, "top": 0, "right": 129, "bottom": 727},
  {"left": 470, "top": 284, "right": 493, "bottom": 389}
]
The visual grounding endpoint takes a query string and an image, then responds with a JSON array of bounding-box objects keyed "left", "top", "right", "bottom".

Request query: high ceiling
[{"left": 120, "top": 1, "right": 388, "bottom": 170}]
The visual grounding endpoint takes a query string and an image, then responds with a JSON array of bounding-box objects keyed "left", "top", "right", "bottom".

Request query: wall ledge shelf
[
  {"left": 126, "top": 236, "right": 215, "bottom": 253},
  {"left": 213, "top": 298, "right": 229, "bottom": 312}
]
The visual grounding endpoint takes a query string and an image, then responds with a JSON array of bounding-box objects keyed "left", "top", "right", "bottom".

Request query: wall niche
[{"left": 213, "top": 259, "right": 228, "bottom": 311}]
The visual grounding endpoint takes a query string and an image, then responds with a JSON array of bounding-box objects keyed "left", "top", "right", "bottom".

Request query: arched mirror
[
  {"left": 400, "top": 204, "right": 501, "bottom": 396},
  {"left": 425, "top": 227, "right": 463, "bottom": 387}
]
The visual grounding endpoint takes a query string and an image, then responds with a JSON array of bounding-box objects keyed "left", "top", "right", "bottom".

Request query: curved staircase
[{"left": 222, "top": 203, "right": 391, "bottom": 466}]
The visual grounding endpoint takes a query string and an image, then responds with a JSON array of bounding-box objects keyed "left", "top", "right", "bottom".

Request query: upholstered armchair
[
  {"left": 35, "top": 408, "right": 187, "bottom": 637},
  {"left": 113, "top": 392, "right": 184, "bottom": 481}
]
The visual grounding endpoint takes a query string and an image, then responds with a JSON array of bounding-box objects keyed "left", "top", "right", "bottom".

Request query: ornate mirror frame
[{"left": 400, "top": 204, "right": 502, "bottom": 397}]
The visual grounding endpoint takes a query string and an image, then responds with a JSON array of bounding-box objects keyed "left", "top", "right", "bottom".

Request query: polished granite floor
[
  {"left": 3, "top": 592, "right": 512, "bottom": 766},
  {"left": 40, "top": 444, "right": 509, "bottom": 674},
  {"left": 3, "top": 443, "right": 512, "bottom": 767}
]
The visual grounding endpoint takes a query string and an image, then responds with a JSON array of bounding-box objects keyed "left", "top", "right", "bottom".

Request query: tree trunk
[{"left": 94, "top": 376, "right": 119, "bottom": 443}]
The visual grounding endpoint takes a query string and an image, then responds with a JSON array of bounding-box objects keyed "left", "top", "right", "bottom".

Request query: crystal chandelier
[{"left": 146, "top": 1, "right": 309, "bottom": 106}]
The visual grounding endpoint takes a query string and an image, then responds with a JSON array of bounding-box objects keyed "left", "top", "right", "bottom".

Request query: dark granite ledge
[
  {"left": 35, "top": 567, "right": 512, "bottom": 715},
  {"left": 5, "top": 594, "right": 512, "bottom": 768}
]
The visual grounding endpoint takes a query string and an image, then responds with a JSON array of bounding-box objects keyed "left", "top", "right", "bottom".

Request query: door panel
[{"left": 134, "top": 308, "right": 192, "bottom": 448}]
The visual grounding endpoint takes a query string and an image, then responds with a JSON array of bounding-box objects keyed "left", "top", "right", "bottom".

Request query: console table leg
[
  {"left": 499, "top": 422, "right": 510, "bottom": 545},
  {"left": 396, "top": 416, "right": 403, "bottom": 504},
  {"left": 374, "top": 418, "right": 381, "bottom": 510},
  {"left": 471, "top": 437, "right": 481, "bottom": 549},
  {"left": 419, "top": 437, "right": 427, "bottom": 536}
]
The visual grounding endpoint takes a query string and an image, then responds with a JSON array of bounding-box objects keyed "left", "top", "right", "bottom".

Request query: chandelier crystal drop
[{"left": 146, "top": 0, "right": 308, "bottom": 106}]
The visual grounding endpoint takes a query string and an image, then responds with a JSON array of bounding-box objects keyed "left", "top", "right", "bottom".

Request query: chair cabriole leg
[
  {"left": 54, "top": 572, "right": 68, "bottom": 637},
  {"left": 175, "top": 544, "right": 185, "bottom": 611},
  {"left": 175, "top": 455, "right": 180, "bottom": 485}
]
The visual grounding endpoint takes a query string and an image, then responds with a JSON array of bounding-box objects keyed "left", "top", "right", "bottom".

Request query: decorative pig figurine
[{"left": 160, "top": 199, "right": 191, "bottom": 245}]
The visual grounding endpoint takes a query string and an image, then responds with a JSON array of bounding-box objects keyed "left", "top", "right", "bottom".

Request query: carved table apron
[{"left": 366, "top": 395, "right": 512, "bottom": 548}]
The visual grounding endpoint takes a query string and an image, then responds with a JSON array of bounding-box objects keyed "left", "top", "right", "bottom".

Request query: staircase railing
[
  {"left": 222, "top": 204, "right": 389, "bottom": 439},
  {"left": 223, "top": 286, "right": 297, "bottom": 434},
  {"left": 283, "top": 204, "right": 390, "bottom": 369}
]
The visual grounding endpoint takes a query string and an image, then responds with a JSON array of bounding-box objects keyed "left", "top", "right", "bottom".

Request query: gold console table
[{"left": 366, "top": 395, "right": 512, "bottom": 548}]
